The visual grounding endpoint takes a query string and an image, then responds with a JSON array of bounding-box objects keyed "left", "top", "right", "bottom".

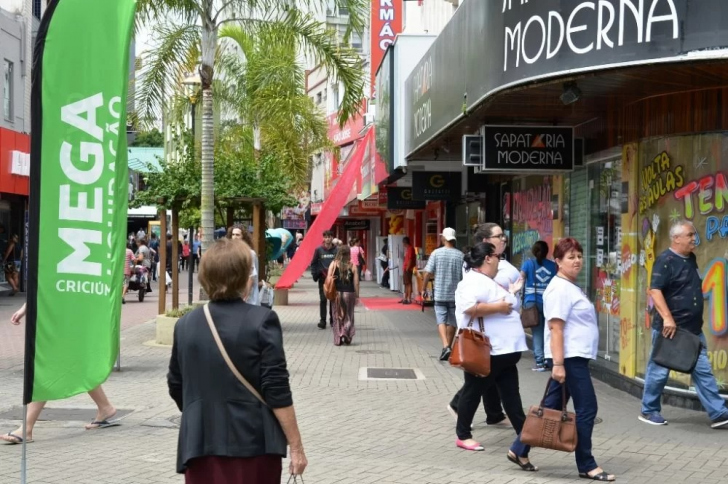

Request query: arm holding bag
[
  {"left": 448, "top": 317, "right": 491, "bottom": 377},
  {"left": 520, "top": 378, "right": 577, "bottom": 453}
]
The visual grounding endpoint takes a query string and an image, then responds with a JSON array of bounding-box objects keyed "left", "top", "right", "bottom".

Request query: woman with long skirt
[{"left": 327, "top": 245, "right": 359, "bottom": 346}]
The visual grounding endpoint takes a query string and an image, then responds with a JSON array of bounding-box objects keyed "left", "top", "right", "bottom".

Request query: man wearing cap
[{"left": 422, "top": 228, "right": 464, "bottom": 361}]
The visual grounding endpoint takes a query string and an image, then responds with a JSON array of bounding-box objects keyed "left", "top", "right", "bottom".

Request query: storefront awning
[{"left": 276, "top": 128, "right": 373, "bottom": 289}]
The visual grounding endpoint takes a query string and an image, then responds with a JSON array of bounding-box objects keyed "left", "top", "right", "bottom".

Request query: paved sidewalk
[{"left": 0, "top": 274, "right": 725, "bottom": 483}]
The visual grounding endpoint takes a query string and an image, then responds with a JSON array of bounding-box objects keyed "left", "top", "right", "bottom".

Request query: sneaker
[
  {"left": 317, "top": 321, "right": 326, "bottom": 330},
  {"left": 638, "top": 413, "right": 668, "bottom": 425},
  {"left": 439, "top": 347, "right": 452, "bottom": 361},
  {"left": 710, "top": 414, "right": 728, "bottom": 429},
  {"left": 532, "top": 364, "right": 547, "bottom": 372}
]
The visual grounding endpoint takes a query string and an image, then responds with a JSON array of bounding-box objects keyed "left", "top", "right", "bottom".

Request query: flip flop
[
  {"left": 579, "top": 471, "right": 616, "bottom": 481},
  {"left": 507, "top": 452, "right": 538, "bottom": 471},
  {"left": 85, "top": 419, "right": 121, "bottom": 430},
  {"left": 1, "top": 432, "right": 33, "bottom": 444}
]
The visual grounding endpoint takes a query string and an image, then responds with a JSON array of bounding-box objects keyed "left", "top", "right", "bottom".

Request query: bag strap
[
  {"left": 538, "top": 377, "right": 569, "bottom": 419},
  {"left": 203, "top": 303, "right": 267, "bottom": 407},
  {"left": 465, "top": 315, "right": 485, "bottom": 332}
]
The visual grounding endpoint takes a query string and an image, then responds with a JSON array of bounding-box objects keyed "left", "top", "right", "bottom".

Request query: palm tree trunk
[
  {"left": 199, "top": 19, "right": 216, "bottom": 257},
  {"left": 200, "top": 86, "right": 214, "bottom": 254}
]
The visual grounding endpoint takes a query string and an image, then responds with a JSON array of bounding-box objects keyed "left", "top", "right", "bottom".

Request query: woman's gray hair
[{"left": 669, "top": 220, "right": 695, "bottom": 239}]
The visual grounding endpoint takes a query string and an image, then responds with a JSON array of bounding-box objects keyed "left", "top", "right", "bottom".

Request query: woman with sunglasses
[{"left": 453, "top": 243, "right": 537, "bottom": 472}]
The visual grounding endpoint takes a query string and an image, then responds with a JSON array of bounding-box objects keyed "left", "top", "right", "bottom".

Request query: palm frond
[{"left": 136, "top": 23, "right": 201, "bottom": 126}]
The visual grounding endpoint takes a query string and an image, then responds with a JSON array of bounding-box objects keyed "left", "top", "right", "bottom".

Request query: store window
[
  {"left": 507, "top": 176, "right": 554, "bottom": 271},
  {"left": 635, "top": 133, "right": 728, "bottom": 395},
  {"left": 588, "top": 157, "right": 623, "bottom": 363}
]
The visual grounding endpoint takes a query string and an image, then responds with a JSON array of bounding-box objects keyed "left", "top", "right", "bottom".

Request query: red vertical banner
[{"left": 370, "top": 0, "right": 403, "bottom": 98}]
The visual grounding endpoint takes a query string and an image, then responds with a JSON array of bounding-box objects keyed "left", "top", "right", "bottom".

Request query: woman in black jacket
[{"left": 167, "top": 238, "right": 307, "bottom": 483}]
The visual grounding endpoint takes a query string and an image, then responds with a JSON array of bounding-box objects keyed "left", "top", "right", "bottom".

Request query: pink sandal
[{"left": 456, "top": 439, "right": 484, "bottom": 451}]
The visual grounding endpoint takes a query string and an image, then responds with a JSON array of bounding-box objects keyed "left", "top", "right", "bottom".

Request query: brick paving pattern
[{"left": 0, "top": 274, "right": 725, "bottom": 483}]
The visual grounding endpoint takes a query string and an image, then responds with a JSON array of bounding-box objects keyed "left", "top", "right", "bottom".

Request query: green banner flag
[{"left": 25, "top": 0, "right": 136, "bottom": 403}]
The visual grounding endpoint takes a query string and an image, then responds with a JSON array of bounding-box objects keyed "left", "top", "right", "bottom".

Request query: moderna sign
[{"left": 370, "top": 0, "right": 402, "bottom": 98}]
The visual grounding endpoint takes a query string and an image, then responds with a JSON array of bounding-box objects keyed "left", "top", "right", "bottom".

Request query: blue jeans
[
  {"left": 641, "top": 329, "right": 728, "bottom": 420},
  {"left": 525, "top": 300, "right": 545, "bottom": 365},
  {"left": 512, "top": 357, "right": 598, "bottom": 473}
]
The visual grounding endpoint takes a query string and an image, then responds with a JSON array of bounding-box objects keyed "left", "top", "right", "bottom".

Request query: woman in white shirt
[
  {"left": 228, "top": 226, "right": 260, "bottom": 305},
  {"left": 453, "top": 243, "right": 538, "bottom": 472},
  {"left": 531, "top": 237, "right": 614, "bottom": 482}
]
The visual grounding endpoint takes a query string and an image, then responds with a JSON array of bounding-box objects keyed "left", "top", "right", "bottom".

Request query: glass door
[{"left": 588, "top": 157, "right": 623, "bottom": 363}]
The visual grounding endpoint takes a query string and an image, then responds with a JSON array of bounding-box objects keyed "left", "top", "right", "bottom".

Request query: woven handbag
[{"left": 520, "top": 378, "right": 577, "bottom": 452}]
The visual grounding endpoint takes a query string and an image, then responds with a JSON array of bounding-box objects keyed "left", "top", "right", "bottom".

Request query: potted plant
[{"left": 156, "top": 304, "right": 200, "bottom": 345}]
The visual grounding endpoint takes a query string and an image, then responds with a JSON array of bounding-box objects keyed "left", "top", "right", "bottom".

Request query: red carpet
[{"left": 360, "top": 297, "right": 424, "bottom": 311}]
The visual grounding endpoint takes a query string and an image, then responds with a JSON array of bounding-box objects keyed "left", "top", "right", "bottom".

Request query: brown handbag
[
  {"left": 448, "top": 316, "right": 492, "bottom": 377},
  {"left": 520, "top": 305, "right": 539, "bottom": 328},
  {"left": 520, "top": 268, "right": 539, "bottom": 328},
  {"left": 520, "top": 378, "right": 578, "bottom": 452},
  {"left": 323, "top": 267, "right": 337, "bottom": 301}
]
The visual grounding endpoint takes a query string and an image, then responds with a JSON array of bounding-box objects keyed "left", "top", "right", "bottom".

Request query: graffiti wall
[
  {"left": 636, "top": 134, "right": 728, "bottom": 393},
  {"left": 508, "top": 176, "right": 555, "bottom": 270}
]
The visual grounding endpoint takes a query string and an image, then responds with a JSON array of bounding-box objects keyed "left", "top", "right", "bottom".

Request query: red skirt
[{"left": 185, "top": 455, "right": 282, "bottom": 484}]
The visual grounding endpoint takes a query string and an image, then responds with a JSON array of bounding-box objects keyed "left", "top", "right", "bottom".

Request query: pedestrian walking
[
  {"left": 421, "top": 228, "right": 463, "bottom": 361},
  {"left": 523, "top": 237, "right": 615, "bottom": 481},
  {"left": 326, "top": 245, "right": 359, "bottom": 346},
  {"left": 449, "top": 223, "right": 517, "bottom": 427},
  {"left": 192, "top": 235, "right": 201, "bottom": 272},
  {"left": 349, "top": 237, "right": 365, "bottom": 281},
  {"left": 520, "top": 240, "right": 557, "bottom": 371},
  {"left": 149, "top": 232, "right": 160, "bottom": 281},
  {"left": 122, "top": 242, "right": 135, "bottom": 304},
  {"left": 228, "top": 225, "right": 260, "bottom": 306},
  {"left": 379, "top": 240, "right": 390, "bottom": 288},
  {"left": 401, "top": 236, "right": 417, "bottom": 304},
  {"left": 453, "top": 243, "right": 535, "bottom": 474},
  {"left": 135, "top": 237, "right": 153, "bottom": 293},
  {"left": 310, "top": 230, "right": 337, "bottom": 329},
  {"left": 167, "top": 238, "right": 307, "bottom": 483},
  {"left": 639, "top": 220, "right": 728, "bottom": 429},
  {"left": 2, "top": 233, "right": 20, "bottom": 296},
  {"left": 1, "top": 303, "right": 119, "bottom": 444}
]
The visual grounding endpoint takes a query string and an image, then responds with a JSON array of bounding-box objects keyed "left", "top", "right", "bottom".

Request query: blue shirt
[
  {"left": 192, "top": 241, "right": 201, "bottom": 255},
  {"left": 521, "top": 258, "right": 557, "bottom": 305}
]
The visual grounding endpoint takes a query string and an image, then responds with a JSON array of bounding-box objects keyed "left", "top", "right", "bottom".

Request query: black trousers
[
  {"left": 450, "top": 380, "right": 505, "bottom": 424},
  {"left": 317, "top": 279, "right": 333, "bottom": 323},
  {"left": 380, "top": 260, "right": 389, "bottom": 287},
  {"left": 454, "top": 352, "right": 526, "bottom": 441}
]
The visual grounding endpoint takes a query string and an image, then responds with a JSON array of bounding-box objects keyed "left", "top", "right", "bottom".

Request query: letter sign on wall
[{"left": 482, "top": 125, "right": 574, "bottom": 173}]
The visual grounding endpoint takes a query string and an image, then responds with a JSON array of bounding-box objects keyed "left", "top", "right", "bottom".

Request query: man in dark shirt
[
  {"left": 640, "top": 220, "right": 728, "bottom": 428},
  {"left": 310, "top": 230, "right": 337, "bottom": 329}
]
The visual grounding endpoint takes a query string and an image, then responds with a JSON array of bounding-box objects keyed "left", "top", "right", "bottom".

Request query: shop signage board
[
  {"left": 370, "top": 0, "right": 402, "bottom": 98},
  {"left": 412, "top": 171, "right": 463, "bottom": 200},
  {"left": 405, "top": 0, "right": 728, "bottom": 158},
  {"left": 282, "top": 219, "right": 307, "bottom": 230},
  {"left": 343, "top": 219, "right": 371, "bottom": 230},
  {"left": 482, "top": 126, "right": 574, "bottom": 173},
  {"left": 387, "top": 187, "right": 426, "bottom": 210}
]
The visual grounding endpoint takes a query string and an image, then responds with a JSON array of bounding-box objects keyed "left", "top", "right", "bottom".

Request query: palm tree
[{"left": 136, "top": 0, "right": 367, "bottom": 253}]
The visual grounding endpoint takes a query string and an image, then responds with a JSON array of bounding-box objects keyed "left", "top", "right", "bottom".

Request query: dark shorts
[{"left": 403, "top": 269, "right": 413, "bottom": 285}]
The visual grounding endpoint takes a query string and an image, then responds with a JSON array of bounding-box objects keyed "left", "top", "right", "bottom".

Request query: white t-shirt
[
  {"left": 496, "top": 259, "right": 522, "bottom": 311},
  {"left": 455, "top": 270, "right": 527, "bottom": 356},
  {"left": 543, "top": 276, "right": 599, "bottom": 360}
]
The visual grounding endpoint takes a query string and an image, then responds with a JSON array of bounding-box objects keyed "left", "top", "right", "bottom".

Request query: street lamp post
[{"left": 182, "top": 73, "right": 201, "bottom": 306}]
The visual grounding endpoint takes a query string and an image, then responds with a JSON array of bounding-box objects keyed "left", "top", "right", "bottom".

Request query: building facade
[{"left": 395, "top": 0, "right": 728, "bottom": 402}]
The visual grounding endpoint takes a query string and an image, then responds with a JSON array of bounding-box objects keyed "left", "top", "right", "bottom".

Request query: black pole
[
  {"left": 188, "top": 226, "right": 194, "bottom": 305},
  {"left": 187, "top": 101, "right": 196, "bottom": 306}
]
